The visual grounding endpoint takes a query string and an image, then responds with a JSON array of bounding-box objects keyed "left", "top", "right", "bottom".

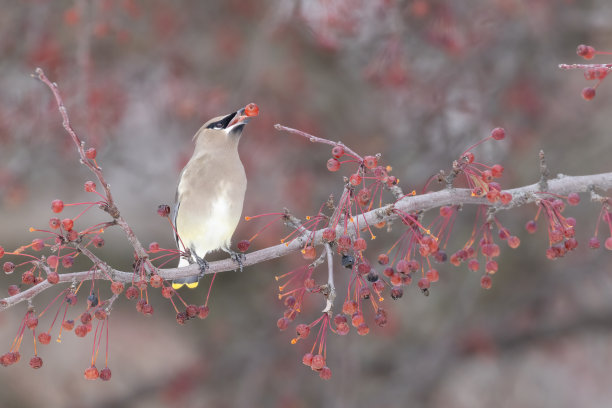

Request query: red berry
[
  {"left": 92, "top": 235, "right": 105, "bottom": 248},
  {"left": 157, "top": 204, "right": 170, "bottom": 217},
  {"left": 302, "top": 245, "right": 316, "bottom": 260},
  {"left": 525, "top": 220, "right": 537, "bottom": 234},
  {"left": 148, "top": 242, "right": 160, "bottom": 252},
  {"left": 277, "top": 317, "right": 289, "bottom": 331},
  {"left": 84, "top": 365, "right": 99, "bottom": 380},
  {"left": 22, "top": 270, "right": 35, "bottom": 284},
  {"left": 141, "top": 303, "right": 154, "bottom": 316},
  {"left": 100, "top": 367, "right": 112, "bottom": 381},
  {"left": 198, "top": 305, "right": 210, "bottom": 319},
  {"left": 111, "top": 281, "right": 124, "bottom": 294},
  {"left": 85, "top": 147, "right": 97, "bottom": 159},
  {"left": 84, "top": 181, "right": 96, "bottom": 192},
  {"left": 62, "top": 218, "right": 74, "bottom": 231},
  {"left": 302, "top": 353, "right": 313, "bottom": 366},
  {"left": 186, "top": 305, "right": 198, "bottom": 318},
  {"left": 491, "top": 164, "right": 504, "bottom": 178},
  {"left": 75, "top": 325, "right": 88, "bottom": 337},
  {"left": 426, "top": 268, "right": 439, "bottom": 282},
  {"left": 588, "top": 237, "right": 601, "bottom": 249},
  {"left": 47, "top": 272, "right": 60, "bottom": 284},
  {"left": 582, "top": 87, "right": 596, "bottom": 101},
  {"left": 605, "top": 237, "right": 612, "bottom": 251},
  {"left": 357, "top": 188, "right": 371, "bottom": 206},
  {"left": 337, "top": 235, "right": 352, "bottom": 251},
  {"left": 296, "top": 324, "right": 310, "bottom": 339},
  {"left": 349, "top": 173, "right": 362, "bottom": 186},
  {"left": 62, "top": 256, "right": 74, "bottom": 268},
  {"left": 363, "top": 155, "right": 378, "bottom": 169},
  {"left": 31, "top": 238, "right": 44, "bottom": 251},
  {"left": 94, "top": 308, "right": 107, "bottom": 320},
  {"left": 51, "top": 199, "right": 64, "bottom": 213},
  {"left": 244, "top": 103, "right": 259, "bottom": 117},
  {"left": 485, "top": 260, "right": 498, "bottom": 274},
  {"left": 342, "top": 300, "right": 357, "bottom": 315},
  {"left": 125, "top": 286, "right": 138, "bottom": 300},
  {"left": 311, "top": 354, "right": 325, "bottom": 371},
  {"left": 161, "top": 286, "right": 174, "bottom": 298},
  {"left": 38, "top": 332, "right": 51, "bottom": 345},
  {"left": 357, "top": 322, "right": 370, "bottom": 335},
  {"left": 576, "top": 44, "right": 596, "bottom": 59},
  {"left": 567, "top": 193, "right": 580, "bottom": 206},
  {"left": 176, "top": 312, "right": 188, "bottom": 325},
  {"left": 463, "top": 152, "right": 475, "bottom": 163},
  {"left": 237, "top": 240, "right": 250, "bottom": 252},
  {"left": 351, "top": 311, "right": 364, "bottom": 327},
  {"left": 319, "top": 366, "right": 332, "bottom": 380},
  {"left": 3, "top": 261, "right": 15, "bottom": 274},
  {"left": 507, "top": 236, "right": 520, "bottom": 249},
  {"left": 418, "top": 277, "right": 430, "bottom": 290},
  {"left": 326, "top": 158, "right": 340, "bottom": 172},
  {"left": 62, "top": 319, "right": 75, "bottom": 330},
  {"left": 390, "top": 286, "right": 403, "bottom": 299},
  {"left": 480, "top": 275, "right": 493, "bottom": 289},
  {"left": 149, "top": 274, "right": 163, "bottom": 288},
  {"left": 331, "top": 145, "right": 345, "bottom": 158},
  {"left": 7, "top": 285, "right": 19, "bottom": 296},
  {"left": 467, "top": 259, "right": 479, "bottom": 271},
  {"left": 377, "top": 253, "right": 389, "bottom": 265},
  {"left": 491, "top": 127, "right": 505, "bottom": 140},
  {"left": 322, "top": 228, "right": 336, "bottom": 242},
  {"left": 499, "top": 192, "right": 512, "bottom": 205},
  {"left": 29, "top": 356, "right": 43, "bottom": 369},
  {"left": 26, "top": 314, "right": 38, "bottom": 329},
  {"left": 353, "top": 237, "right": 367, "bottom": 251}
]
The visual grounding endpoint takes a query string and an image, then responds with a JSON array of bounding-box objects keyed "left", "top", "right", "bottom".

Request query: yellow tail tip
[
  {"left": 186, "top": 282, "right": 199, "bottom": 289},
  {"left": 172, "top": 282, "right": 185, "bottom": 290}
]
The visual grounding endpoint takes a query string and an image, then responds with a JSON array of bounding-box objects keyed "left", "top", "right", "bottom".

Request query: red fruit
[
  {"left": 84, "top": 181, "right": 96, "bottom": 192},
  {"left": 141, "top": 303, "right": 153, "bottom": 316},
  {"left": 302, "top": 353, "right": 313, "bottom": 366},
  {"left": 29, "top": 356, "right": 43, "bottom": 369},
  {"left": 125, "top": 286, "right": 138, "bottom": 300},
  {"left": 75, "top": 325, "right": 88, "bottom": 337},
  {"left": 38, "top": 332, "right": 51, "bottom": 345},
  {"left": 110, "top": 281, "right": 124, "bottom": 295},
  {"left": 326, "top": 158, "right": 340, "bottom": 172},
  {"left": 84, "top": 365, "right": 99, "bottom": 380},
  {"left": 390, "top": 286, "right": 403, "bottom": 299},
  {"left": 49, "top": 217, "right": 62, "bottom": 229},
  {"left": 31, "top": 238, "right": 44, "bottom": 251},
  {"left": 26, "top": 314, "right": 38, "bottom": 329},
  {"left": 51, "top": 199, "right": 64, "bottom": 213},
  {"left": 491, "top": 127, "right": 505, "bottom": 140},
  {"left": 319, "top": 366, "right": 332, "bottom": 379},
  {"left": 0, "top": 246, "right": 3, "bottom": 258},
  {"left": 302, "top": 245, "right": 316, "bottom": 260},
  {"left": 426, "top": 268, "right": 439, "bottom": 282},
  {"left": 525, "top": 220, "right": 537, "bottom": 234},
  {"left": 467, "top": 259, "right": 480, "bottom": 271},
  {"left": 94, "top": 308, "right": 107, "bottom": 320},
  {"left": 349, "top": 173, "right": 362, "bottom": 186},
  {"left": 351, "top": 311, "right": 364, "bottom": 327},
  {"left": 3, "top": 261, "right": 15, "bottom": 274},
  {"left": 322, "top": 228, "right": 336, "bottom": 242},
  {"left": 507, "top": 236, "right": 520, "bottom": 249},
  {"left": 582, "top": 87, "right": 596, "bottom": 101},
  {"left": 237, "top": 240, "right": 250, "bottom": 252},
  {"left": 161, "top": 286, "right": 174, "bottom": 298},
  {"left": 357, "top": 188, "right": 371, "bottom": 206},
  {"left": 576, "top": 44, "right": 596, "bottom": 59},
  {"left": 61, "top": 218, "right": 74, "bottom": 231},
  {"left": 62, "top": 256, "right": 74, "bottom": 268},
  {"left": 337, "top": 235, "right": 352, "bottom": 251},
  {"left": 8, "top": 285, "right": 19, "bottom": 296},
  {"left": 277, "top": 317, "right": 289, "bottom": 331},
  {"left": 100, "top": 367, "right": 112, "bottom": 381},
  {"left": 198, "top": 305, "right": 210, "bottom": 319},
  {"left": 463, "top": 151, "right": 475, "bottom": 163},
  {"left": 353, "top": 237, "right": 367, "bottom": 251},
  {"left": 185, "top": 305, "right": 198, "bottom": 318},
  {"left": 244, "top": 103, "right": 259, "bottom": 117},
  {"left": 331, "top": 145, "right": 345, "bottom": 158},
  {"left": 481, "top": 275, "right": 493, "bottom": 289},
  {"left": 150, "top": 274, "right": 163, "bottom": 288},
  {"left": 80, "top": 312, "right": 92, "bottom": 324},
  {"left": 296, "top": 324, "right": 310, "bottom": 339},
  {"left": 377, "top": 253, "right": 389, "bottom": 265},
  {"left": 22, "top": 270, "right": 35, "bottom": 284},
  {"left": 605, "top": 237, "right": 612, "bottom": 251},
  {"left": 62, "top": 319, "right": 75, "bottom": 330},
  {"left": 47, "top": 272, "right": 60, "bottom": 284},
  {"left": 491, "top": 164, "right": 504, "bottom": 178},
  {"left": 500, "top": 192, "right": 512, "bottom": 205},
  {"left": 567, "top": 193, "right": 580, "bottom": 206},
  {"left": 357, "top": 322, "right": 370, "bottom": 336},
  {"left": 92, "top": 235, "right": 105, "bottom": 248},
  {"left": 363, "top": 155, "right": 378, "bottom": 169},
  {"left": 85, "top": 148, "right": 97, "bottom": 159},
  {"left": 588, "top": 237, "right": 600, "bottom": 249},
  {"left": 342, "top": 300, "right": 357, "bottom": 315},
  {"left": 485, "top": 260, "right": 498, "bottom": 274},
  {"left": 311, "top": 354, "right": 325, "bottom": 371},
  {"left": 157, "top": 204, "right": 170, "bottom": 217},
  {"left": 148, "top": 242, "right": 160, "bottom": 252},
  {"left": 418, "top": 277, "right": 430, "bottom": 290}
]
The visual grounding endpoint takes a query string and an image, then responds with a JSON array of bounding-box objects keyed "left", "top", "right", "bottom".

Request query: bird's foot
[
  {"left": 223, "top": 248, "right": 245, "bottom": 272},
  {"left": 194, "top": 254, "right": 209, "bottom": 279}
]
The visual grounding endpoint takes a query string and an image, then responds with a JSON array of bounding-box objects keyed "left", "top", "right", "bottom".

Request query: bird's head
[{"left": 194, "top": 106, "right": 254, "bottom": 148}]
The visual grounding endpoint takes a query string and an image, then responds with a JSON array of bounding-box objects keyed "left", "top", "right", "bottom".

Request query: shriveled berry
[
  {"left": 197, "top": 305, "right": 210, "bottom": 319},
  {"left": 351, "top": 311, "right": 364, "bottom": 327},
  {"left": 374, "top": 309, "right": 388, "bottom": 327},
  {"left": 161, "top": 286, "right": 174, "bottom": 298},
  {"left": 491, "top": 164, "right": 504, "bottom": 178},
  {"left": 62, "top": 319, "right": 75, "bottom": 330},
  {"left": 31, "top": 238, "right": 44, "bottom": 251},
  {"left": 26, "top": 314, "right": 38, "bottom": 329},
  {"left": 87, "top": 293, "right": 98, "bottom": 308},
  {"left": 491, "top": 127, "right": 505, "bottom": 140},
  {"left": 80, "top": 312, "right": 92, "bottom": 325},
  {"left": 311, "top": 354, "right": 325, "bottom": 371},
  {"left": 331, "top": 145, "right": 344, "bottom": 158},
  {"left": 390, "top": 286, "right": 403, "bottom": 299},
  {"left": 377, "top": 253, "right": 389, "bottom": 265},
  {"left": 359, "top": 286, "right": 370, "bottom": 299},
  {"left": 418, "top": 277, "right": 430, "bottom": 290},
  {"left": 3, "top": 261, "right": 15, "bottom": 274},
  {"left": 148, "top": 274, "right": 162, "bottom": 288},
  {"left": 84, "top": 365, "right": 99, "bottom": 380},
  {"left": 322, "top": 228, "right": 336, "bottom": 242},
  {"left": 326, "top": 158, "right": 340, "bottom": 172},
  {"left": 357, "top": 262, "right": 371, "bottom": 275},
  {"left": 186, "top": 305, "right": 198, "bottom": 318},
  {"left": 337, "top": 235, "right": 352, "bottom": 252},
  {"left": 100, "top": 367, "right": 112, "bottom": 381},
  {"left": 110, "top": 281, "right": 124, "bottom": 295},
  {"left": 244, "top": 103, "right": 259, "bottom": 117},
  {"left": 75, "top": 325, "right": 88, "bottom": 337},
  {"left": 92, "top": 235, "right": 105, "bottom": 248},
  {"left": 51, "top": 199, "right": 64, "bottom": 213},
  {"left": 157, "top": 204, "right": 170, "bottom": 217},
  {"left": 467, "top": 259, "right": 480, "bottom": 271},
  {"left": 84, "top": 181, "right": 96, "bottom": 192},
  {"left": 85, "top": 147, "right": 97, "bottom": 159},
  {"left": 296, "top": 324, "right": 310, "bottom": 339},
  {"left": 8, "top": 285, "right": 19, "bottom": 296},
  {"left": 366, "top": 271, "right": 379, "bottom": 282},
  {"left": 125, "top": 286, "right": 138, "bottom": 300},
  {"left": 176, "top": 312, "right": 188, "bottom": 325},
  {"left": 363, "top": 155, "right": 378, "bottom": 169},
  {"left": 353, "top": 237, "right": 367, "bottom": 251},
  {"left": 357, "top": 323, "right": 370, "bottom": 336},
  {"left": 38, "top": 332, "right": 51, "bottom": 345},
  {"left": 22, "top": 270, "right": 35, "bottom": 284},
  {"left": 237, "top": 240, "right": 250, "bottom": 252},
  {"left": 141, "top": 303, "right": 154, "bottom": 316},
  {"left": 29, "top": 356, "right": 43, "bottom": 369},
  {"left": 62, "top": 256, "right": 74, "bottom": 268}
]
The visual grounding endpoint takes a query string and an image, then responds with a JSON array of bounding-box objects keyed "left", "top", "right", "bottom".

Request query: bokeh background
[{"left": 1, "top": 0, "right": 612, "bottom": 407}]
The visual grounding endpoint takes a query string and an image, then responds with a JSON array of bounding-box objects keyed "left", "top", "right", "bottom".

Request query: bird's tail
[{"left": 172, "top": 257, "right": 199, "bottom": 290}]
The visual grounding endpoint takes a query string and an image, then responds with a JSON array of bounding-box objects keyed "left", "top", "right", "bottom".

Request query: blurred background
[{"left": 1, "top": 0, "right": 612, "bottom": 407}]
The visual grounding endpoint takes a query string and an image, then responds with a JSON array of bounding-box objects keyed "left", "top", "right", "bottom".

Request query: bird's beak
[{"left": 227, "top": 108, "right": 251, "bottom": 130}]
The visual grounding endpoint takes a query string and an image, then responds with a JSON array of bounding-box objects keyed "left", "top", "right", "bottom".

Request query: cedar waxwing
[{"left": 171, "top": 107, "right": 252, "bottom": 289}]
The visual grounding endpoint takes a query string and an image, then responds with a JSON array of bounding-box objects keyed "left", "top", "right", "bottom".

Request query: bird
[{"left": 171, "top": 105, "right": 256, "bottom": 289}]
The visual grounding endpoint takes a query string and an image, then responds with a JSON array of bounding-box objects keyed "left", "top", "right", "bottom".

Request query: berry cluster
[{"left": 563, "top": 44, "right": 612, "bottom": 100}]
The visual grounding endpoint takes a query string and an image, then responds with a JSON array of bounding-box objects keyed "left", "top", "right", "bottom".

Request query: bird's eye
[{"left": 214, "top": 122, "right": 224, "bottom": 129}]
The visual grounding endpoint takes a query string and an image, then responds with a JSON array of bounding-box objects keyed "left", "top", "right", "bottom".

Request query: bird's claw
[
  {"left": 230, "top": 251, "right": 245, "bottom": 272},
  {"left": 194, "top": 255, "right": 209, "bottom": 279}
]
